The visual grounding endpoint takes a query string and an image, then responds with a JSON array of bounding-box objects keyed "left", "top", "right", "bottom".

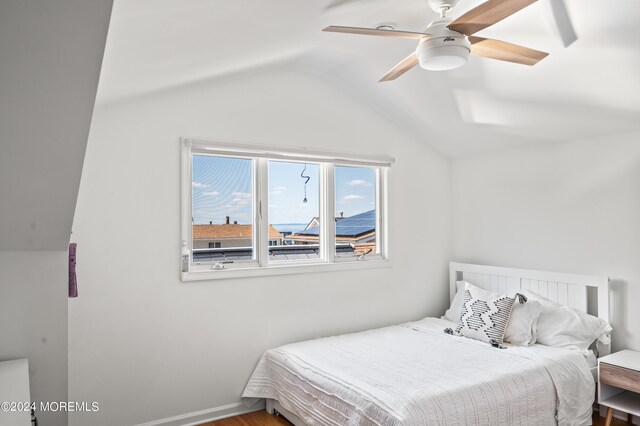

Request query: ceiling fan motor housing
[{"left": 417, "top": 18, "right": 470, "bottom": 71}]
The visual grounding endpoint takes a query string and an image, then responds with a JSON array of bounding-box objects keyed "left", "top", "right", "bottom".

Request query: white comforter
[{"left": 242, "top": 317, "right": 594, "bottom": 426}]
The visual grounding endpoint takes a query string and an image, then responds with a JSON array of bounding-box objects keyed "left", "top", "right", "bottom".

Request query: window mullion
[
  {"left": 256, "top": 158, "right": 269, "bottom": 266},
  {"left": 182, "top": 139, "right": 194, "bottom": 270},
  {"left": 375, "top": 167, "right": 383, "bottom": 259},
  {"left": 379, "top": 167, "right": 388, "bottom": 260},
  {"left": 323, "top": 163, "right": 336, "bottom": 264}
]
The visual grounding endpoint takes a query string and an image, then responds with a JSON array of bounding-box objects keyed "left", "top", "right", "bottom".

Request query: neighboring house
[
  {"left": 304, "top": 216, "right": 320, "bottom": 231},
  {"left": 287, "top": 210, "right": 376, "bottom": 253},
  {"left": 303, "top": 212, "right": 345, "bottom": 231},
  {"left": 193, "top": 218, "right": 283, "bottom": 249}
]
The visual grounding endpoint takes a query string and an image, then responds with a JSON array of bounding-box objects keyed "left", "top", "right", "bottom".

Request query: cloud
[
  {"left": 232, "top": 192, "right": 251, "bottom": 198},
  {"left": 230, "top": 192, "right": 252, "bottom": 204},
  {"left": 192, "top": 181, "right": 209, "bottom": 189},
  {"left": 343, "top": 194, "right": 365, "bottom": 201},
  {"left": 230, "top": 193, "right": 252, "bottom": 209},
  {"left": 203, "top": 191, "right": 220, "bottom": 197},
  {"left": 348, "top": 179, "right": 372, "bottom": 187},
  {"left": 269, "top": 186, "right": 287, "bottom": 196}
]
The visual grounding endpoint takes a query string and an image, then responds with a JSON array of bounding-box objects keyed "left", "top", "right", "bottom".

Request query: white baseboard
[{"left": 133, "top": 400, "right": 266, "bottom": 426}]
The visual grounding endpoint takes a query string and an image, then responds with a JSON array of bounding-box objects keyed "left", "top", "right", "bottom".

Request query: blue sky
[
  {"left": 334, "top": 165, "right": 376, "bottom": 219},
  {"left": 192, "top": 155, "right": 376, "bottom": 225},
  {"left": 268, "top": 161, "right": 319, "bottom": 226}
]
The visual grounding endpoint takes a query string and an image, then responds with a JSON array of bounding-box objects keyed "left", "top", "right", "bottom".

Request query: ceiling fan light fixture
[{"left": 416, "top": 36, "right": 470, "bottom": 71}]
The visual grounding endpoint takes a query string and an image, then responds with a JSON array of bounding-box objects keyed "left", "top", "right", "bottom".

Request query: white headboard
[{"left": 450, "top": 262, "right": 611, "bottom": 355}]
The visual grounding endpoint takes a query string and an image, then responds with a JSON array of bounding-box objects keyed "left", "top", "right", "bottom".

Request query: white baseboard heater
[{"left": 0, "top": 359, "right": 31, "bottom": 426}]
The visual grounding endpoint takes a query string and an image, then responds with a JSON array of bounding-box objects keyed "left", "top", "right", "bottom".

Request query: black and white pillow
[{"left": 454, "top": 282, "right": 516, "bottom": 345}]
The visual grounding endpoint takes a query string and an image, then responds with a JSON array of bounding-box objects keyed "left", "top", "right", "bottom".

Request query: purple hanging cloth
[{"left": 69, "top": 243, "right": 78, "bottom": 298}]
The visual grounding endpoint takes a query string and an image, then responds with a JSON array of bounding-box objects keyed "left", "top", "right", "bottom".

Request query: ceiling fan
[{"left": 323, "top": 0, "right": 549, "bottom": 82}]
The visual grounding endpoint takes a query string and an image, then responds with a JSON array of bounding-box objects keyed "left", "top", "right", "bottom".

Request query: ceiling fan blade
[
  {"left": 323, "top": 26, "right": 429, "bottom": 39},
  {"left": 379, "top": 52, "right": 419, "bottom": 82},
  {"left": 548, "top": 0, "right": 577, "bottom": 47},
  {"left": 448, "top": 0, "right": 538, "bottom": 36},
  {"left": 325, "top": 0, "right": 373, "bottom": 11},
  {"left": 469, "top": 36, "right": 548, "bottom": 65},
  {"left": 325, "top": 0, "right": 357, "bottom": 10}
]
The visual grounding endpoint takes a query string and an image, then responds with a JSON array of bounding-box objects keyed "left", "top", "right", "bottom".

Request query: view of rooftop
[
  {"left": 191, "top": 155, "right": 378, "bottom": 262},
  {"left": 191, "top": 209, "right": 377, "bottom": 262}
]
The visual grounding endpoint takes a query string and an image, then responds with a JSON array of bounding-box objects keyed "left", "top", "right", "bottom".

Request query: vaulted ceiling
[{"left": 99, "top": 0, "right": 640, "bottom": 157}]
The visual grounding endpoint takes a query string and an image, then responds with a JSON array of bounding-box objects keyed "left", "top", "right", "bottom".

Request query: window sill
[{"left": 181, "top": 259, "right": 393, "bottom": 282}]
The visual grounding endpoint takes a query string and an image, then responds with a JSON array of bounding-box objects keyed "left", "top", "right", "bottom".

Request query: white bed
[{"left": 242, "top": 262, "right": 610, "bottom": 425}]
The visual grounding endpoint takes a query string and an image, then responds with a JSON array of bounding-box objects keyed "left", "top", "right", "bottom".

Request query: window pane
[
  {"left": 191, "top": 155, "right": 254, "bottom": 264},
  {"left": 268, "top": 160, "right": 321, "bottom": 262},
  {"left": 334, "top": 166, "right": 378, "bottom": 258}
]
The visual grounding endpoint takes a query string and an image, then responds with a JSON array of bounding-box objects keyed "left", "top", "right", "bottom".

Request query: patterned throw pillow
[{"left": 454, "top": 282, "right": 517, "bottom": 345}]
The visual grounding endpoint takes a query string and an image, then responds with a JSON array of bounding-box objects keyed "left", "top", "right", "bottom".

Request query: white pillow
[
  {"left": 455, "top": 282, "right": 516, "bottom": 345},
  {"left": 443, "top": 280, "right": 465, "bottom": 323},
  {"left": 503, "top": 300, "right": 541, "bottom": 346},
  {"left": 522, "top": 290, "right": 612, "bottom": 352}
]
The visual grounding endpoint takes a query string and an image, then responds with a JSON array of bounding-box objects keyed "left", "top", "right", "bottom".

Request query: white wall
[
  {"left": 69, "top": 69, "right": 452, "bottom": 425},
  {"left": 452, "top": 131, "right": 640, "bottom": 352},
  {"left": 0, "top": 0, "right": 112, "bottom": 251},
  {"left": 0, "top": 251, "right": 68, "bottom": 426}
]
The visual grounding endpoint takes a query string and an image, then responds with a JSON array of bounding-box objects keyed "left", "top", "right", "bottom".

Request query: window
[
  {"left": 269, "top": 160, "right": 320, "bottom": 263},
  {"left": 334, "top": 165, "right": 379, "bottom": 259},
  {"left": 191, "top": 154, "right": 256, "bottom": 266},
  {"left": 182, "top": 139, "right": 392, "bottom": 280}
]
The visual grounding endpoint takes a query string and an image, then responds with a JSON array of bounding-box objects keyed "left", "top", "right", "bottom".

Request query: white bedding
[{"left": 243, "top": 317, "right": 595, "bottom": 426}]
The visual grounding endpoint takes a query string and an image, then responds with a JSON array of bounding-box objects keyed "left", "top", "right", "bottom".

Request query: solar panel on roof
[
  {"left": 338, "top": 227, "right": 367, "bottom": 237},
  {"left": 301, "top": 226, "right": 320, "bottom": 235},
  {"left": 296, "top": 209, "right": 375, "bottom": 238}
]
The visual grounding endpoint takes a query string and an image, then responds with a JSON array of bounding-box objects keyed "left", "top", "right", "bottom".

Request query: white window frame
[
  {"left": 181, "top": 138, "right": 393, "bottom": 281},
  {"left": 265, "top": 158, "right": 327, "bottom": 267},
  {"left": 332, "top": 163, "right": 387, "bottom": 263},
  {"left": 189, "top": 152, "right": 260, "bottom": 270}
]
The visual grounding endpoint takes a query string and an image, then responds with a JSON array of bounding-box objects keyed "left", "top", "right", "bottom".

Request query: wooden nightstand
[{"left": 598, "top": 349, "right": 640, "bottom": 426}]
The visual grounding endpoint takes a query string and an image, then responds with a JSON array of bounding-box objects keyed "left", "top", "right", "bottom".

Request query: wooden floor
[
  {"left": 201, "top": 410, "right": 292, "bottom": 426},
  {"left": 202, "top": 410, "right": 631, "bottom": 425}
]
